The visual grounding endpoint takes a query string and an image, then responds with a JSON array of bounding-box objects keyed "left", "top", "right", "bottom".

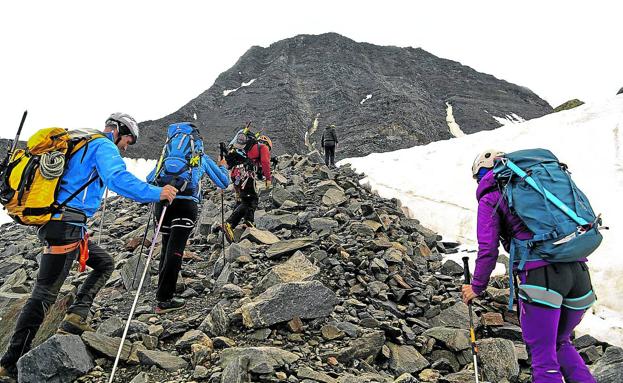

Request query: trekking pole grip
[{"left": 462, "top": 256, "right": 471, "bottom": 285}]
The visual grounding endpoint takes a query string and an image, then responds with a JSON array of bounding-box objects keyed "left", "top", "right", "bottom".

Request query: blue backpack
[
  {"left": 153, "top": 123, "right": 203, "bottom": 196},
  {"left": 493, "top": 148, "right": 603, "bottom": 270}
]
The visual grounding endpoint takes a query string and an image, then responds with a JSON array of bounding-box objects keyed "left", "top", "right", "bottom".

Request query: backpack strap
[{"left": 504, "top": 159, "right": 589, "bottom": 226}]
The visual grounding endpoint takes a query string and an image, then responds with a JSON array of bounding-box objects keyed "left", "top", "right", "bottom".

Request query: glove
[{"left": 265, "top": 180, "right": 272, "bottom": 190}]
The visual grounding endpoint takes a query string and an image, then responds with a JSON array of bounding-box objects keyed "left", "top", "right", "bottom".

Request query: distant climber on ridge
[{"left": 321, "top": 124, "right": 338, "bottom": 167}]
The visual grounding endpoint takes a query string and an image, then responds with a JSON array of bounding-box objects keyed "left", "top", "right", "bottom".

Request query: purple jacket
[{"left": 472, "top": 171, "right": 536, "bottom": 295}]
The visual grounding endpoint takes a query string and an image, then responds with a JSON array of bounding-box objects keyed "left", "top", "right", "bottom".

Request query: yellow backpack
[{"left": 0, "top": 128, "right": 105, "bottom": 226}]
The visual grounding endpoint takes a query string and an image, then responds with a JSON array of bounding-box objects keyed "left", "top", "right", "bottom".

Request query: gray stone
[
  {"left": 591, "top": 346, "right": 623, "bottom": 383},
  {"left": 219, "top": 347, "right": 299, "bottom": 374},
  {"left": 121, "top": 254, "right": 150, "bottom": 291},
  {"left": 439, "top": 371, "right": 476, "bottom": 383},
  {"left": 17, "top": 334, "right": 94, "bottom": 383},
  {"left": 336, "top": 331, "right": 385, "bottom": 363},
  {"left": 440, "top": 260, "right": 463, "bottom": 276},
  {"left": 130, "top": 372, "right": 150, "bottom": 383},
  {"left": 297, "top": 366, "right": 337, "bottom": 383},
  {"left": 323, "top": 188, "right": 347, "bottom": 206},
  {"left": 393, "top": 373, "right": 419, "bottom": 383},
  {"left": 272, "top": 185, "right": 296, "bottom": 207},
  {"left": 310, "top": 217, "right": 339, "bottom": 232},
  {"left": 241, "top": 227, "right": 280, "bottom": 245},
  {"left": 0, "top": 268, "right": 28, "bottom": 293},
  {"left": 257, "top": 251, "right": 320, "bottom": 292},
  {"left": 266, "top": 237, "right": 316, "bottom": 259},
  {"left": 241, "top": 281, "right": 337, "bottom": 328},
  {"left": 175, "top": 329, "right": 213, "bottom": 352},
  {"left": 96, "top": 316, "right": 124, "bottom": 337},
  {"left": 221, "top": 355, "right": 248, "bottom": 383},
  {"left": 193, "top": 365, "right": 210, "bottom": 379},
  {"left": 314, "top": 180, "right": 344, "bottom": 195},
  {"left": 81, "top": 331, "right": 133, "bottom": 361},
  {"left": 224, "top": 242, "right": 251, "bottom": 263},
  {"left": 388, "top": 342, "right": 430, "bottom": 375},
  {"left": 256, "top": 213, "right": 298, "bottom": 231},
  {"left": 423, "top": 327, "right": 471, "bottom": 351},
  {"left": 221, "top": 283, "right": 246, "bottom": 298},
  {"left": 479, "top": 338, "right": 519, "bottom": 382},
  {"left": 137, "top": 349, "right": 188, "bottom": 372},
  {"left": 199, "top": 304, "right": 230, "bottom": 337},
  {"left": 429, "top": 302, "right": 470, "bottom": 329}
]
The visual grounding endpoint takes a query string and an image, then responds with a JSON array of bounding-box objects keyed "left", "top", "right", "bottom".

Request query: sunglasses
[{"left": 106, "top": 119, "right": 137, "bottom": 145}]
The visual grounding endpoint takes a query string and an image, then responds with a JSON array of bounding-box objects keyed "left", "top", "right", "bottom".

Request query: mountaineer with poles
[
  {"left": 0, "top": 112, "right": 177, "bottom": 378},
  {"left": 221, "top": 125, "right": 273, "bottom": 243},
  {"left": 463, "top": 149, "right": 602, "bottom": 383},
  {"left": 146, "top": 122, "right": 229, "bottom": 314}
]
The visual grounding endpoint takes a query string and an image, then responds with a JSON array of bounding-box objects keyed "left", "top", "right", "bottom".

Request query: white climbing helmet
[
  {"left": 105, "top": 112, "right": 139, "bottom": 145},
  {"left": 471, "top": 149, "right": 504, "bottom": 178}
]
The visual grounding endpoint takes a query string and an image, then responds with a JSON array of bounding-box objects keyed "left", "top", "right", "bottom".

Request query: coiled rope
[{"left": 40, "top": 151, "right": 65, "bottom": 179}]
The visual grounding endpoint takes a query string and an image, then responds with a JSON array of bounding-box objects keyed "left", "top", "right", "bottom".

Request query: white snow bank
[
  {"left": 445, "top": 102, "right": 465, "bottom": 137},
  {"left": 343, "top": 96, "right": 623, "bottom": 346},
  {"left": 360, "top": 94, "right": 372, "bottom": 105},
  {"left": 223, "top": 78, "right": 257, "bottom": 96}
]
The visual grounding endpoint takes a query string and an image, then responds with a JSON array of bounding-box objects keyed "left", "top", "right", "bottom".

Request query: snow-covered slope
[{"left": 344, "top": 95, "right": 623, "bottom": 346}]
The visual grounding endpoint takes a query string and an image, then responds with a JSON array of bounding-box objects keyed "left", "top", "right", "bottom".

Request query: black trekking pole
[
  {"left": 462, "top": 256, "right": 481, "bottom": 383},
  {"left": 1, "top": 111, "right": 27, "bottom": 173},
  {"left": 130, "top": 203, "right": 154, "bottom": 288},
  {"left": 109, "top": 200, "right": 169, "bottom": 383},
  {"left": 219, "top": 142, "right": 227, "bottom": 257}
]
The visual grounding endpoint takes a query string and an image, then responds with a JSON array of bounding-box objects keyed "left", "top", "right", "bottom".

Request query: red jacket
[{"left": 230, "top": 143, "right": 272, "bottom": 183}]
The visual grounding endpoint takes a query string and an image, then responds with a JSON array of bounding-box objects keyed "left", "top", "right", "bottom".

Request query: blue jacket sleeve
[
  {"left": 201, "top": 154, "right": 229, "bottom": 189},
  {"left": 94, "top": 140, "right": 162, "bottom": 203}
]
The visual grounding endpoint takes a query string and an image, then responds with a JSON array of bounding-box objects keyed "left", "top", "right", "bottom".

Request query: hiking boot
[
  {"left": 57, "top": 313, "right": 95, "bottom": 335},
  {"left": 155, "top": 297, "right": 186, "bottom": 314},
  {"left": 242, "top": 220, "right": 255, "bottom": 229},
  {"left": 0, "top": 364, "right": 17, "bottom": 379},
  {"left": 223, "top": 222, "right": 235, "bottom": 243}
]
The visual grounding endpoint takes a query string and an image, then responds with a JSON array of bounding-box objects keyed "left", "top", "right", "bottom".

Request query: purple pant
[{"left": 520, "top": 301, "right": 596, "bottom": 383}]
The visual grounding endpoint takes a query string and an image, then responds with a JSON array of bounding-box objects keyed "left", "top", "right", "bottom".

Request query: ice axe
[{"left": 462, "top": 256, "right": 481, "bottom": 383}]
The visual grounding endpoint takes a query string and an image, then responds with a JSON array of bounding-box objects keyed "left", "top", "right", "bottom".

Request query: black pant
[
  {"left": 324, "top": 144, "right": 336, "bottom": 166},
  {"left": 154, "top": 199, "right": 198, "bottom": 302},
  {"left": 1, "top": 220, "right": 113, "bottom": 369},
  {"left": 227, "top": 179, "right": 258, "bottom": 228}
]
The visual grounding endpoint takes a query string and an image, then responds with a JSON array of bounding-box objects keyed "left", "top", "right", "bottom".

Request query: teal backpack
[{"left": 493, "top": 149, "right": 603, "bottom": 308}]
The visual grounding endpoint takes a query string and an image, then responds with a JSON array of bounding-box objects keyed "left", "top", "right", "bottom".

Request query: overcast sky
[{"left": 1, "top": 0, "right": 621, "bottom": 139}]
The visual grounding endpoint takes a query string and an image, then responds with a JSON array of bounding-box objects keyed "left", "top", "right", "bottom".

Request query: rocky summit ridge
[
  {"left": 0, "top": 153, "right": 620, "bottom": 383},
  {"left": 127, "top": 32, "right": 552, "bottom": 161}
]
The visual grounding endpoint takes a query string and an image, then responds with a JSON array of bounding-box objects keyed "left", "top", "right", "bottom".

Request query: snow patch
[
  {"left": 193, "top": 113, "right": 197, "bottom": 121},
  {"left": 223, "top": 78, "right": 257, "bottom": 96},
  {"left": 342, "top": 96, "right": 623, "bottom": 346},
  {"left": 445, "top": 102, "right": 465, "bottom": 137},
  {"left": 491, "top": 112, "right": 525, "bottom": 125},
  {"left": 360, "top": 94, "right": 372, "bottom": 105}
]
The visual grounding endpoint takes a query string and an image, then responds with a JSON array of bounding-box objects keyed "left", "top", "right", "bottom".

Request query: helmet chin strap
[{"left": 114, "top": 128, "right": 122, "bottom": 145}]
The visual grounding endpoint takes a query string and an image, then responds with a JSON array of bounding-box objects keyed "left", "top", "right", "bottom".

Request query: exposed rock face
[
  {"left": 126, "top": 33, "right": 552, "bottom": 160},
  {"left": 240, "top": 280, "right": 338, "bottom": 328},
  {"left": 17, "top": 334, "right": 94, "bottom": 383}
]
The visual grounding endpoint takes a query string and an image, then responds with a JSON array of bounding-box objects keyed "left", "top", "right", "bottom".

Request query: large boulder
[
  {"left": 423, "top": 327, "right": 471, "bottom": 351},
  {"left": 256, "top": 251, "right": 320, "bottom": 292},
  {"left": 479, "top": 338, "right": 519, "bottom": 382},
  {"left": 265, "top": 237, "right": 316, "bottom": 259},
  {"left": 387, "top": 342, "right": 430, "bottom": 375},
  {"left": 17, "top": 334, "right": 94, "bottom": 383},
  {"left": 429, "top": 302, "right": 470, "bottom": 330},
  {"left": 335, "top": 331, "right": 386, "bottom": 363},
  {"left": 219, "top": 347, "right": 299, "bottom": 374},
  {"left": 137, "top": 349, "right": 188, "bottom": 372},
  {"left": 591, "top": 346, "right": 623, "bottom": 383},
  {"left": 240, "top": 281, "right": 337, "bottom": 328},
  {"left": 241, "top": 227, "right": 280, "bottom": 245}
]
